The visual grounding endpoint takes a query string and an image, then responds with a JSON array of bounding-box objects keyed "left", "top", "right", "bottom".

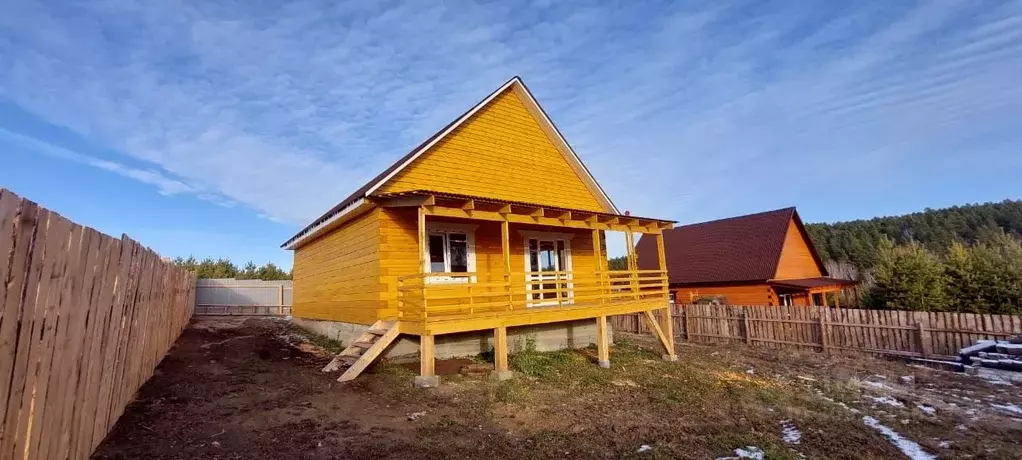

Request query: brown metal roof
[
  {"left": 636, "top": 207, "right": 827, "bottom": 285},
  {"left": 768, "top": 277, "right": 857, "bottom": 290}
]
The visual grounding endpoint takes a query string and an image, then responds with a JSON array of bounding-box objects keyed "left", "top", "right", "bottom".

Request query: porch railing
[{"left": 396, "top": 270, "right": 668, "bottom": 321}]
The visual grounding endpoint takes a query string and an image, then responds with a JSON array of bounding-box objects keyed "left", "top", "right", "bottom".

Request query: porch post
[
  {"left": 501, "top": 218, "right": 512, "bottom": 310},
  {"left": 655, "top": 231, "right": 675, "bottom": 360},
  {"left": 625, "top": 230, "right": 638, "bottom": 299},
  {"left": 418, "top": 206, "right": 427, "bottom": 274},
  {"left": 592, "top": 229, "right": 605, "bottom": 304},
  {"left": 417, "top": 206, "right": 428, "bottom": 320},
  {"left": 596, "top": 315, "right": 610, "bottom": 368},
  {"left": 655, "top": 231, "right": 669, "bottom": 297},
  {"left": 414, "top": 334, "right": 439, "bottom": 388},
  {"left": 492, "top": 326, "right": 512, "bottom": 380},
  {"left": 821, "top": 290, "right": 829, "bottom": 307},
  {"left": 624, "top": 230, "right": 636, "bottom": 270},
  {"left": 834, "top": 289, "right": 841, "bottom": 308}
]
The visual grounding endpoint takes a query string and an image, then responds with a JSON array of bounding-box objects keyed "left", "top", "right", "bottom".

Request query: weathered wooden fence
[
  {"left": 0, "top": 188, "right": 196, "bottom": 460},
  {"left": 612, "top": 304, "right": 1022, "bottom": 359},
  {"left": 194, "top": 279, "right": 292, "bottom": 316}
]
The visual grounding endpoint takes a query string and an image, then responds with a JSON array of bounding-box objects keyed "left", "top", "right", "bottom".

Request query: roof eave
[{"left": 281, "top": 198, "right": 372, "bottom": 250}]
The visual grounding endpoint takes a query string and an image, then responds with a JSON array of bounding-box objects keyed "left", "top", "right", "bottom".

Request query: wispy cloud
[
  {"left": 1, "top": 0, "right": 1021, "bottom": 228},
  {"left": 0, "top": 128, "right": 203, "bottom": 197}
]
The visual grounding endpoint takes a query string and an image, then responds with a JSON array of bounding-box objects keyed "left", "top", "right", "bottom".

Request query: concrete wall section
[{"left": 292, "top": 317, "right": 613, "bottom": 360}]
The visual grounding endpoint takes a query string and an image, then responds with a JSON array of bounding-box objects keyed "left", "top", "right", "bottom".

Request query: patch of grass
[
  {"left": 509, "top": 348, "right": 579, "bottom": 378},
  {"left": 489, "top": 379, "right": 532, "bottom": 404},
  {"left": 374, "top": 361, "right": 416, "bottom": 378},
  {"left": 292, "top": 326, "right": 346, "bottom": 354}
]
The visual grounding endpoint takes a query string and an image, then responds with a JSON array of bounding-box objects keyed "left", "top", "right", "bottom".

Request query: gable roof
[
  {"left": 282, "top": 76, "right": 618, "bottom": 249},
  {"left": 635, "top": 207, "right": 828, "bottom": 285}
]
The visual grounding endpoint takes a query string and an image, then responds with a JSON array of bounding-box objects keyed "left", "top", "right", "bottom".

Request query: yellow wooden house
[{"left": 283, "top": 77, "right": 676, "bottom": 386}]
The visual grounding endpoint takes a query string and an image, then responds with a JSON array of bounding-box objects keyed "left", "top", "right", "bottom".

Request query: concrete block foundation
[
  {"left": 489, "top": 370, "right": 515, "bottom": 381},
  {"left": 413, "top": 375, "right": 441, "bottom": 388},
  {"left": 291, "top": 317, "right": 613, "bottom": 360}
]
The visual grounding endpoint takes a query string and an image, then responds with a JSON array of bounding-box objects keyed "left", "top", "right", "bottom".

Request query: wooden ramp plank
[{"left": 337, "top": 322, "right": 402, "bottom": 382}]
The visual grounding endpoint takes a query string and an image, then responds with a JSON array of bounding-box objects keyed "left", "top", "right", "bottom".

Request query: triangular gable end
[
  {"left": 773, "top": 211, "right": 828, "bottom": 280},
  {"left": 282, "top": 77, "right": 618, "bottom": 250},
  {"left": 366, "top": 77, "right": 618, "bottom": 213}
]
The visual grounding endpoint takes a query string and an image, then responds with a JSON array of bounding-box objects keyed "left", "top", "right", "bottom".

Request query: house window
[
  {"left": 778, "top": 294, "right": 793, "bottom": 306},
  {"left": 424, "top": 223, "right": 476, "bottom": 282}
]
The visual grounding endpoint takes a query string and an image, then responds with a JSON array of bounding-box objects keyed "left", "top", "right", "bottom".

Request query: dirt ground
[{"left": 93, "top": 317, "right": 1022, "bottom": 460}]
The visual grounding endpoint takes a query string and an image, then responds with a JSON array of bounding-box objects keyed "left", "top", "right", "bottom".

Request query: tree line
[
  {"left": 865, "top": 232, "right": 1022, "bottom": 313},
  {"left": 806, "top": 200, "right": 1022, "bottom": 314},
  {"left": 806, "top": 199, "right": 1022, "bottom": 269},
  {"left": 170, "top": 256, "right": 291, "bottom": 280}
]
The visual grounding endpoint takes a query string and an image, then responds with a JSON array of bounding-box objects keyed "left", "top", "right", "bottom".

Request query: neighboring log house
[{"left": 636, "top": 207, "right": 857, "bottom": 307}]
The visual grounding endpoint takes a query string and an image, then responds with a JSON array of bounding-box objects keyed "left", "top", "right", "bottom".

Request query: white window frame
[
  {"left": 423, "top": 222, "right": 477, "bottom": 284},
  {"left": 778, "top": 293, "right": 793, "bottom": 307},
  {"left": 520, "top": 231, "right": 575, "bottom": 307}
]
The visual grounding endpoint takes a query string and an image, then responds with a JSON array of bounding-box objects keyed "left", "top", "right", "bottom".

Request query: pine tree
[{"left": 868, "top": 238, "right": 948, "bottom": 311}]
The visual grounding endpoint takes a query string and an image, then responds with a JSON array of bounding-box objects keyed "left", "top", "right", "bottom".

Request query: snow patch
[
  {"left": 990, "top": 403, "right": 1022, "bottom": 415},
  {"left": 862, "top": 380, "right": 890, "bottom": 390},
  {"left": 715, "top": 446, "right": 764, "bottom": 460},
  {"left": 871, "top": 396, "right": 905, "bottom": 408},
  {"left": 637, "top": 444, "right": 652, "bottom": 453},
  {"left": 862, "top": 416, "right": 936, "bottom": 460},
  {"left": 781, "top": 420, "right": 801, "bottom": 445},
  {"left": 917, "top": 405, "right": 936, "bottom": 415}
]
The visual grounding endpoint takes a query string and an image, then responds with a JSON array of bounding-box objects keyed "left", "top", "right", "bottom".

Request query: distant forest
[
  {"left": 806, "top": 200, "right": 1022, "bottom": 269},
  {"left": 805, "top": 200, "right": 1022, "bottom": 313}
]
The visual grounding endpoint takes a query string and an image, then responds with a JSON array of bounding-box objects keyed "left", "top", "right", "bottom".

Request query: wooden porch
[
  {"left": 769, "top": 277, "right": 859, "bottom": 307},
  {"left": 395, "top": 270, "right": 671, "bottom": 334},
  {"left": 383, "top": 191, "right": 678, "bottom": 385}
]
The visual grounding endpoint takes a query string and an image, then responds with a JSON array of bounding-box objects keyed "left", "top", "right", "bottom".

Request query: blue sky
[{"left": 2, "top": 0, "right": 1021, "bottom": 268}]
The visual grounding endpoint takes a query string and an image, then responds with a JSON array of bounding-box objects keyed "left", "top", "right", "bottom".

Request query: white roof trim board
[
  {"left": 283, "top": 198, "right": 366, "bottom": 250},
  {"left": 283, "top": 76, "right": 620, "bottom": 249}
]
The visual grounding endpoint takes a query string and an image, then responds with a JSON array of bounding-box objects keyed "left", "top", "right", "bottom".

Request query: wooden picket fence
[
  {"left": 611, "top": 304, "right": 1022, "bottom": 359},
  {"left": 0, "top": 188, "right": 196, "bottom": 460}
]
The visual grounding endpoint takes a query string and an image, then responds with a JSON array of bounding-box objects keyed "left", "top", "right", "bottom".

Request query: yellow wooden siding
[
  {"left": 379, "top": 207, "right": 419, "bottom": 315},
  {"left": 292, "top": 208, "right": 383, "bottom": 324},
  {"left": 673, "top": 284, "right": 775, "bottom": 306},
  {"left": 773, "top": 218, "right": 824, "bottom": 280},
  {"left": 376, "top": 90, "right": 607, "bottom": 212},
  {"left": 378, "top": 208, "right": 600, "bottom": 313}
]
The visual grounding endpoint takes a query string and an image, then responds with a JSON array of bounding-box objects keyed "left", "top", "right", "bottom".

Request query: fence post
[
  {"left": 743, "top": 310, "right": 751, "bottom": 345},
  {"left": 278, "top": 284, "right": 284, "bottom": 316},
  {"left": 681, "top": 307, "right": 688, "bottom": 341},
  {"left": 692, "top": 305, "right": 700, "bottom": 343},
  {"left": 914, "top": 312, "right": 931, "bottom": 358},
  {"left": 820, "top": 309, "right": 830, "bottom": 356}
]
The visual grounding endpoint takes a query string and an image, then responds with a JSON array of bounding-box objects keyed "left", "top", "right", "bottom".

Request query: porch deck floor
[{"left": 398, "top": 296, "right": 669, "bottom": 335}]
